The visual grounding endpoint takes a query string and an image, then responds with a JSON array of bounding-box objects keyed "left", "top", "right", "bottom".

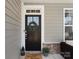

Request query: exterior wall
[
  {"left": 24, "top": 3, "right": 72, "bottom": 43},
  {"left": 5, "top": 0, "right": 21, "bottom": 59},
  {"left": 44, "top": 3, "right": 73, "bottom": 42},
  {"left": 44, "top": 4, "right": 72, "bottom": 53},
  {"left": 23, "top": 3, "right": 72, "bottom": 53}
]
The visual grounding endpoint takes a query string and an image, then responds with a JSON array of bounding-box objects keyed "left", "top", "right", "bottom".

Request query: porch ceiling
[{"left": 21, "top": 0, "right": 73, "bottom": 3}]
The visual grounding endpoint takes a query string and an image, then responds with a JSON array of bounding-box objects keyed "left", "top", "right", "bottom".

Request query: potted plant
[
  {"left": 42, "top": 47, "right": 50, "bottom": 56},
  {"left": 20, "top": 46, "right": 25, "bottom": 56}
]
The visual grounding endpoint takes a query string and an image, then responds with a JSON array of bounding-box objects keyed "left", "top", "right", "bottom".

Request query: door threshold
[{"left": 26, "top": 51, "right": 41, "bottom": 54}]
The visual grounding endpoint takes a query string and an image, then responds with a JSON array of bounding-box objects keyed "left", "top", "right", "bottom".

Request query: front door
[{"left": 25, "top": 15, "right": 41, "bottom": 51}]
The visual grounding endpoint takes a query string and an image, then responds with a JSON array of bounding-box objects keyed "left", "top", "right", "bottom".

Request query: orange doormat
[{"left": 25, "top": 54, "right": 42, "bottom": 59}]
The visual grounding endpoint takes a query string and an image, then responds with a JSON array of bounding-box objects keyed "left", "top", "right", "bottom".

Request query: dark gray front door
[{"left": 25, "top": 15, "right": 41, "bottom": 51}]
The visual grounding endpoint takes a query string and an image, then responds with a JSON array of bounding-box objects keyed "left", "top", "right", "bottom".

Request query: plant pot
[
  {"left": 43, "top": 53, "right": 49, "bottom": 56},
  {"left": 42, "top": 47, "right": 49, "bottom": 57}
]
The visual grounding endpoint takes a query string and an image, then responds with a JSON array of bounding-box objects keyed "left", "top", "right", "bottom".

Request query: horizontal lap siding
[
  {"left": 5, "top": 0, "right": 21, "bottom": 59},
  {"left": 44, "top": 4, "right": 72, "bottom": 42}
]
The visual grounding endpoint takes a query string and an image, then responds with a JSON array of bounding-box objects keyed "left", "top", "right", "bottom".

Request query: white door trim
[{"left": 21, "top": 5, "right": 44, "bottom": 53}]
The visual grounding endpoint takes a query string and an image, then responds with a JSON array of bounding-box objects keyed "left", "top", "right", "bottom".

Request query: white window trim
[
  {"left": 63, "top": 8, "right": 73, "bottom": 42},
  {"left": 64, "top": 25, "right": 73, "bottom": 27}
]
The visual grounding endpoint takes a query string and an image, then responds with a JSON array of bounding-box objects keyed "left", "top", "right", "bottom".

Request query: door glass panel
[
  {"left": 33, "top": 17, "right": 39, "bottom": 26},
  {"left": 27, "top": 16, "right": 32, "bottom": 26},
  {"left": 27, "top": 16, "right": 39, "bottom": 26}
]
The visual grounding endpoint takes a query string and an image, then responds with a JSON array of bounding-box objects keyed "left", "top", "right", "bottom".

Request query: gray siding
[
  {"left": 44, "top": 4, "right": 72, "bottom": 42},
  {"left": 5, "top": 0, "right": 21, "bottom": 59}
]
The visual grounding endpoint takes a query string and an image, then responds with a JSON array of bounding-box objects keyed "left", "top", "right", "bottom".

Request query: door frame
[{"left": 21, "top": 5, "right": 44, "bottom": 52}]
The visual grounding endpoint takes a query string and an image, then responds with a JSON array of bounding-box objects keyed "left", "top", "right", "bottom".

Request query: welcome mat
[{"left": 25, "top": 54, "right": 42, "bottom": 59}]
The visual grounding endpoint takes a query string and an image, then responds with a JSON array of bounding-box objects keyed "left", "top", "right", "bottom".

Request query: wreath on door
[{"left": 28, "top": 21, "right": 38, "bottom": 31}]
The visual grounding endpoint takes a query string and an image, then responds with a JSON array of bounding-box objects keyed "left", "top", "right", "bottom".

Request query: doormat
[{"left": 25, "top": 54, "right": 42, "bottom": 59}]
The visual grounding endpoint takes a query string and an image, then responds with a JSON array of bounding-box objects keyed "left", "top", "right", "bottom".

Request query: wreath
[{"left": 28, "top": 21, "right": 38, "bottom": 31}]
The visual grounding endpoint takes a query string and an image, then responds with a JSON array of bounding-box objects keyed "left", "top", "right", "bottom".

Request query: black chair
[{"left": 60, "top": 42, "right": 73, "bottom": 59}]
